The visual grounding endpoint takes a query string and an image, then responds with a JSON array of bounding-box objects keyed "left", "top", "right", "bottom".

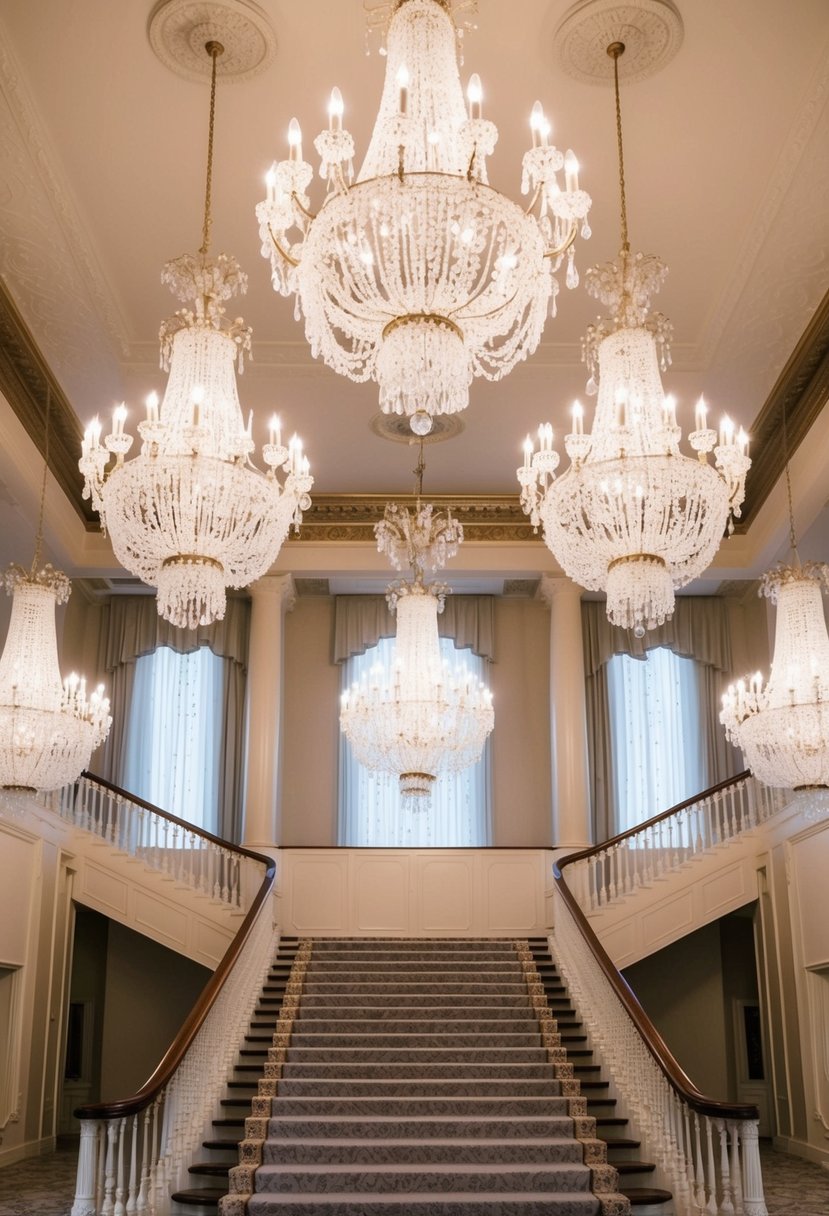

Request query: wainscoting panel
[{"left": 278, "top": 849, "right": 555, "bottom": 937}]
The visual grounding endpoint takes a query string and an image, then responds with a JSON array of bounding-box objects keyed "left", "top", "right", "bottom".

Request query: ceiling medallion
[
  {"left": 148, "top": 0, "right": 277, "bottom": 83},
  {"left": 554, "top": 0, "right": 684, "bottom": 86},
  {"left": 370, "top": 411, "right": 465, "bottom": 445}
]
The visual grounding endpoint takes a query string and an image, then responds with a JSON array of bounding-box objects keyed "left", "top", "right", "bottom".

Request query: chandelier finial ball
[{"left": 410, "top": 411, "right": 433, "bottom": 436}]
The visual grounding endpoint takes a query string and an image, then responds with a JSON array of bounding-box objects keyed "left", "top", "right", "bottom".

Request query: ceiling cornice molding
[
  {"left": 735, "top": 288, "right": 829, "bottom": 533},
  {"left": 288, "top": 494, "right": 536, "bottom": 544},
  {"left": 0, "top": 277, "right": 95, "bottom": 527}
]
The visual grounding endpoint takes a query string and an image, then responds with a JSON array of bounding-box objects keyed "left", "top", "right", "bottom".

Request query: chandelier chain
[
  {"left": 31, "top": 384, "right": 51, "bottom": 577},
  {"left": 413, "top": 438, "right": 425, "bottom": 503},
  {"left": 782, "top": 405, "right": 798, "bottom": 556},
  {"left": 608, "top": 42, "right": 629, "bottom": 253},
  {"left": 199, "top": 40, "right": 223, "bottom": 257}
]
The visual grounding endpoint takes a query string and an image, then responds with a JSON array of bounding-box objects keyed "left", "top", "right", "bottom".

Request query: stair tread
[{"left": 621, "top": 1187, "right": 673, "bottom": 1203}]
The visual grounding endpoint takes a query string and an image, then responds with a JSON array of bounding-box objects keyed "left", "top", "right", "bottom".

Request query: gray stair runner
[{"left": 215, "top": 938, "right": 632, "bottom": 1216}]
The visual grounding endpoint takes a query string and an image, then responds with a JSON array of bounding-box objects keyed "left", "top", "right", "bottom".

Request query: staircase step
[
  {"left": 285, "top": 1047, "right": 550, "bottom": 1064},
  {"left": 252, "top": 1162, "right": 594, "bottom": 1195},
  {"left": 260, "top": 1137, "right": 585, "bottom": 1166},
  {"left": 615, "top": 1161, "right": 656, "bottom": 1175},
  {"left": 622, "top": 1187, "right": 673, "bottom": 1207},
  {"left": 281, "top": 1063, "right": 556, "bottom": 1080},
  {"left": 170, "top": 1187, "right": 225, "bottom": 1206},
  {"left": 263, "top": 1096, "right": 573, "bottom": 1117},
  {"left": 247, "top": 1195, "right": 601, "bottom": 1215},
  {"left": 267, "top": 1116, "right": 579, "bottom": 1140},
  {"left": 273, "top": 1079, "right": 564, "bottom": 1098}
]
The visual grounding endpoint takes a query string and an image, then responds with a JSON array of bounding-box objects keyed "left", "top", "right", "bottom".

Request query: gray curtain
[
  {"left": 582, "top": 597, "right": 740, "bottom": 843},
  {"left": 97, "top": 595, "right": 250, "bottom": 842},
  {"left": 333, "top": 594, "right": 496, "bottom": 663}
]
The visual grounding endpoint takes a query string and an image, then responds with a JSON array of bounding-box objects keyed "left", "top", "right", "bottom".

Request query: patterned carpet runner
[{"left": 219, "top": 937, "right": 630, "bottom": 1215}]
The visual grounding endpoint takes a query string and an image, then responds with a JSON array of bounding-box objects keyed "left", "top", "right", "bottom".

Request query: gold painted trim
[
  {"left": 607, "top": 553, "right": 666, "bottom": 571},
  {"left": 161, "top": 554, "right": 224, "bottom": 572},
  {"left": 381, "top": 313, "right": 464, "bottom": 341},
  {"left": 287, "top": 493, "right": 538, "bottom": 543}
]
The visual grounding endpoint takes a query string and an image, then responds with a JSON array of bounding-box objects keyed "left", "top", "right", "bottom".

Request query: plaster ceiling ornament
[
  {"left": 518, "top": 39, "right": 750, "bottom": 638},
  {"left": 721, "top": 452, "right": 829, "bottom": 800},
  {"left": 147, "top": 0, "right": 277, "bottom": 83},
  {"left": 340, "top": 445, "right": 493, "bottom": 809},
  {"left": 0, "top": 395, "right": 110, "bottom": 792},
  {"left": 553, "top": 0, "right": 684, "bottom": 86},
  {"left": 80, "top": 42, "right": 312, "bottom": 631},
  {"left": 256, "top": 0, "right": 591, "bottom": 437}
]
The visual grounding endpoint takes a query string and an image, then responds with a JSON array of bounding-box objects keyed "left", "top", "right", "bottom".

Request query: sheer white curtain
[
  {"left": 122, "top": 645, "right": 223, "bottom": 832},
  {"left": 607, "top": 646, "right": 706, "bottom": 831},
  {"left": 339, "top": 636, "right": 492, "bottom": 847}
]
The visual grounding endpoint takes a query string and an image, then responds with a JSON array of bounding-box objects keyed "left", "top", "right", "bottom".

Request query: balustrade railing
[
  {"left": 44, "top": 772, "right": 261, "bottom": 912},
  {"left": 567, "top": 772, "right": 790, "bottom": 914},
  {"left": 64, "top": 777, "right": 277, "bottom": 1216}
]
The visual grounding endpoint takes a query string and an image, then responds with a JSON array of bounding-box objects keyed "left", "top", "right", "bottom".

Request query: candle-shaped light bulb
[
  {"left": 269, "top": 413, "right": 282, "bottom": 448},
  {"left": 396, "top": 64, "right": 410, "bottom": 116},
  {"left": 695, "top": 395, "right": 708, "bottom": 432},
  {"left": 328, "top": 86, "right": 344, "bottom": 131},
  {"left": 466, "top": 73, "right": 483, "bottom": 120},
  {"left": 530, "top": 101, "right": 545, "bottom": 147},
  {"left": 662, "top": 394, "right": 676, "bottom": 426},
  {"left": 288, "top": 117, "right": 302, "bottom": 162},
  {"left": 265, "top": 166, "right": 276, "bottom": 203},
  {"left": 523, "top": 434, "right": 533, "bottom": 469},
  {"left": 737, "top": 427, "right": 749, "bottom": 455},
  {"left": 246, "top": 409, "right": 253, "bottom": 438},
  {"left": 88, "top": 417, "right": 102, "bottom": 449},
  {"left": 564, "top": 149, "right": 579, "bottom": 191},
  {"left": 113, "top": 403, "right": 127, "bottom": 436},
  {"left": 572, "top": 399, "right": 584, "bottom": 435},
  {"left": 145, "top": 391, "right": 160, "bottom": 423},
  {"left": 720, "top": 414, "right": 734, "bottom": 445}
]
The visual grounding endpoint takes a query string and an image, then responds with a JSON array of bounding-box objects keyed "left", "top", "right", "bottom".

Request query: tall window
[
  {"left": 339, "top": 636, "right": 492, "bottom": 847},
  {"left": 122, "top": 645, "right": 223, "bottom": 832},
  {"left": 607, "top": 646, "right": 706, "bottom": 831}
]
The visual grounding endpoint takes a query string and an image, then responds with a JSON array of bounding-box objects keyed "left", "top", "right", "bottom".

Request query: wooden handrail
[
  {"left": 74, "top": 773, "right": 276, "bottom": 1121},
  {"left": 554, "top": 771, "right": 759, "bottom": 1121}
]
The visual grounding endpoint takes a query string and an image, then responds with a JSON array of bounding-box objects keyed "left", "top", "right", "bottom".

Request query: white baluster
[
  {"left": 717, "top": 1118, "right": 735, "bottom": 1216},
  {"left": 739, "top": 1121, "right": 767, "bottom": 1216},
  {"left": 729, "top": 1121, "right": 744, "bottom": 1216},
  {"left": 114, "top": 1118, "right": 127, "bottom": 1216},
  {"left": 125, "top": 1114, "right": 138, "bottom": 1216},
  {"left": 101, "top": 1121, "right": 118, "bottom": 1216},
  {"left": 704, "top": 1117, "right": 718, "bottom": 1216},
  {"left": 72, "top": 1119, "right": 100, "bottom": 1216}
]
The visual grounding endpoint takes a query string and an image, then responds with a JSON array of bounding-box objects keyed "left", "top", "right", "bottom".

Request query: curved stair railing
[
  {"left": 553, "top": 772, "right": 783, "bottom": 1216},
  {"left": 66, "top": 775, "right": 277, "bottom": 1216},
  {"left": 565, "top": 771, "right": 790, "bottom": 914}
]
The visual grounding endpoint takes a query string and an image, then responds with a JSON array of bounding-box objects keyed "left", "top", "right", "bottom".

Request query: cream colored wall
[{"left": 279, "top": 595, "right": 553, "bottom": 847}]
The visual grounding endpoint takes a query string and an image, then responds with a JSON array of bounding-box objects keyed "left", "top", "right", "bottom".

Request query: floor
[{"left": 0, "top": 1138, "right": 826, "bottom": 1215}]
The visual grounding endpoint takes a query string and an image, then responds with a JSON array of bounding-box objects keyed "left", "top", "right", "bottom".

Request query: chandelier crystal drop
[
  {"left": 517, "top": 42, "right": 750, "bottom": 637},
  {"left": 80, "top": 43, "right": 313, "bottom": 631},
  {"left": 340, "top": 458, "right": 493, "bottom": 808},
  {"left": 257, "top": 0, "right": 591, "bottom": 435}
]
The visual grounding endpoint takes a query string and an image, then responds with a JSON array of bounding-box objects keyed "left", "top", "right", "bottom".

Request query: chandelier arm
[
  {"left": 451, "top": 286, "right": 519, "bottom": 324},
  {"left": 268, "top": 224, "right": 301, "bottom": 268},
  {"left": 291, "top": 191, "right": 318, "bottom": 223},
  {"left": 524, "top": 182, "right": 543, "bottom": 217},
  {"left": 544, "top": 220, "right": 579, "bottom": 260},
  {"left": 199, "top": 40, "right": 223, "bottom": 258}
]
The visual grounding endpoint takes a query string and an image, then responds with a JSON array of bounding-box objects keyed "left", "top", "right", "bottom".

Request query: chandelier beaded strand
[
  {"left": 256, "top": 0, "right": 591, "bottom": 436},
  {"left": 80, "top": 41, "right": 313, "bottom": 630},
  {"left": 0, "top": 387, "right": 111, "bottom": 792},
  {"left": 517, "top": 40, "right": 750, "bottom": 637}
]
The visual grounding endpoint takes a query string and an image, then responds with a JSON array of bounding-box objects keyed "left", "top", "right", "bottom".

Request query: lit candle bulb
[
  {"left": 694, "top": 395, "right": 708, "bottom": 432},
  {"left": 265, "top": 166, "right": 276, "bottom": 203},
  {"left": 537, "top": 422, "right": 553, "bottom": 451},
  {"left": 662, "top": 394, "right": 676, "bottom": 427},
  {"left": 720, "top": 414, "right": 734, "bottom": 446},
  {"left": 246, "top": 410, "right": 253, "bottom": 438},
  {"left": 572, "top": 399, "right": 584, "bottom": 435},
  {"left": 145, "top": 391, "right": 159, "bottom": 423},
  {"left": 737, "top": 427, "right": 749, "bottom": 455},
  {"left": 530, "top": 101, "right": 545, "bottom": 147},
  {"left": 564, "top": 149, "right": 579, "bottom": 191},
  {"left": 523, "top": 434, "right": 533, "bottom": 469},
  {"left": 88, "top": 417, "right": 101, "bottom": 450},
  {"left": 396, "top": 64, "right": 409, "bottom": 117},
  {"left": 328, "top": 86, "right": 344, "bottom": 132},
  {"left": 466, "top": 73, "right": 483, "bottom": 121},
  {"left": 113, "top": 403, "right": 127, "bottom": 436},
  {"left": 269, "top": 413, "right": 282, "bottom": 448},
  {"left": 288, "top": 117, "right": 302, "bottom": 162}
]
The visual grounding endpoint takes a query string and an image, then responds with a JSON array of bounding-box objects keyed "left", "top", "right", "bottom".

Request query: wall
[{"left": 280, "top": 594, "right": 553, "bottom": 847}]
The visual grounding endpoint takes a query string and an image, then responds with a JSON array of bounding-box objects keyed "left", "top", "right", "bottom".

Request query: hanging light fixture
[
  {"left": 256, "top": 0, "right": 591, "bottom": 437},
  {"left": 340, "top": 444, "right": 493, "bottom": 808},
  {"left": 80, "top": 41, "right": 313, "bottom": 630},
  {"left": 0, "top": 390, "right": 111, "bottom": 792},
  {"left": 517, "top": 41, "right": 750, "bottom": 638},
  {"left": 721, "top": 419, "right": 829, "bottom": 798}
]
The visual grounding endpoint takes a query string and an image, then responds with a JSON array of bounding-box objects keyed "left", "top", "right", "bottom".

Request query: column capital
[
  {"left": 537, "top": 575, "right": 583, "bottom": 608},
  {"left": 250, "top": 573, "right": 296, "bottom": 613}
]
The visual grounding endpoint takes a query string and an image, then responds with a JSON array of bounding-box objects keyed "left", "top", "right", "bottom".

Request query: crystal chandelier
[
  {"left": 0, "top": 394, "right": 111, "bottom": 792},
  {"left": 80, "top": 41, "right": 313, "bottom": 630},
  {"left": 340, "top": 449, "right": 493, "bottom": 807},
  {"left": 256, "top": 0, "right": 591, "bottom": 437},
  {"left": 721, "top": 443, "right": 829, "bottom": 795},
  {"left": 518, "top": 41, "right": 750, "bottom": 637}
]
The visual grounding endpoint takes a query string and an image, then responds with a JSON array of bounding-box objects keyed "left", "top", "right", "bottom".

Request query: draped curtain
[
  {"left": 334, "top": 596, "right": 494, "bottom": 847},
  {"left": 583, "top": 597, "right": 740, "bottom": 842},
  {"left": 97, "top": 595, "right": 250, "bottom": 842}
]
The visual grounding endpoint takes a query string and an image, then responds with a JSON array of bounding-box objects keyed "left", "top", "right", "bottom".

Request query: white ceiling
[{"left": 0, "top": 0, "right": 827, "bottom": 584}]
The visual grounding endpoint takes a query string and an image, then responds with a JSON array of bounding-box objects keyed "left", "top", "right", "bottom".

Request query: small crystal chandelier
[
  {"left": 340, "top": 446, "right": 494, "bottom": 808},
  {"left": 80, "top": 41, "right": 313, "bottom": 630},
  {"left": 0, "top": 392, "right": 111, "bottom": 792},
  {"left": 518, "top": 41, "right": 750, "bottom": 637},
  {"left": 721, "top": 434, "right": 829, "bottom": 797},
  {"left": 257, "top": 0, "right": 591, "bottom": 437}
]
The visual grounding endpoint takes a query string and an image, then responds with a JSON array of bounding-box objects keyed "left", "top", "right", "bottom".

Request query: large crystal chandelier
[
  {"left": 721, "top": 451, "right": 829, "bottom": 795},
  {"left": 340, "top": 451, "right": 493, "bottom": 807},
  {"left": 80, "top": 41, "right": 312, "bottom": 630},
  {"left": 1, "top": 395, "right": 111, "bottom": 791},
  {"left": 256, "top": 0, "right": 591, "bottom": 436},
  {"left": 518, "top": 41, "right": 750, "bottom": 637}
]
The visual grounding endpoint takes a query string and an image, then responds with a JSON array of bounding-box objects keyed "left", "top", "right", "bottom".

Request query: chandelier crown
[
  {"left": 257, "top": 0, "right": 590, "bottom": 434},
  {"left": 517, "top": 38, "right": 750, "bottom": 637}
]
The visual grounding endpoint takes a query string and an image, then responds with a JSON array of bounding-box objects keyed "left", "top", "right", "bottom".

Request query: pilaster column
[
  {"left": 539, "top": 576, "right": 592, "bottom": 853},
  {"left": 243, "top": 574, "right": 295, "bottom": 850}
]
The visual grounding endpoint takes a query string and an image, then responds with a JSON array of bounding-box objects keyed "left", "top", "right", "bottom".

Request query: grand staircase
[{"left": 172, "top": 936, "right": 678, "bottom": 1215}]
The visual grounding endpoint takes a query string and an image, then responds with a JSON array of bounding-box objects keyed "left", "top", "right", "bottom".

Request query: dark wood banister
[
  {"left": 73, "top": 771, "right": 276, "bottom": 1121},
  {"left": 554, "top": 769, "right": 759, "bottom": 1121}
]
